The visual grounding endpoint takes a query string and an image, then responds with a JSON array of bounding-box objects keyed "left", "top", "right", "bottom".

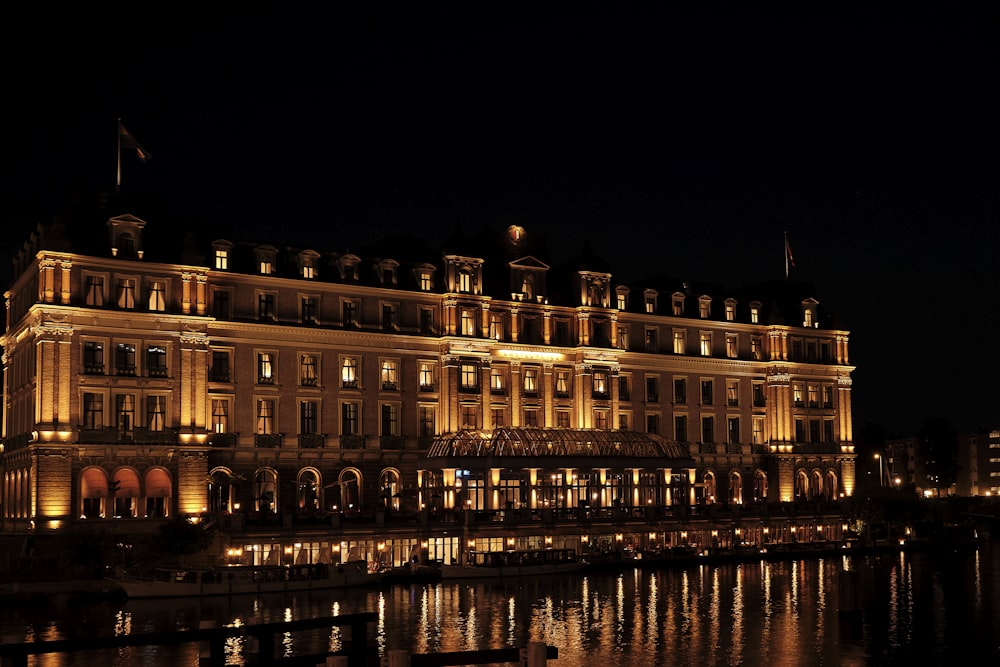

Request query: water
[{"left": 3, "top": 545, "right": 999, "bottom": 666}]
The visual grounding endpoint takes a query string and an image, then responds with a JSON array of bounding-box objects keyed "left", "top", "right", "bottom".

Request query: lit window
[
  {"left": 419, "top": 273, "right": 432, "bottom": 291},
  {"left": 726, "top": 333, "right": 738, "bottom": 358},
  {"left": 673, "top": 330, "right": 686, "bottom": 354},
  {"left": 419, "top": 362, "right": 435, "bottom": 391},
  {"left": 793, "top": 383, "right": 804, "bottom": 407},
  {"left": 256, "top": 399, "right": 275, "bottom": 434},
  {"left": 461, "top": 309, "right": 476, "bottom": 336},
  {"left": 490, "top": 367, "right": 505, "bottom": 393},
  {"left": 257, "top": 352, "right": 275, "bottom": 384},
  {"left": 341, "top": 357, "right": 359, "bottom": 388},
  {"left": 593, "top": 370, "right": 608, "bottom": 397},
  {"left": 211, "top": 399, "right": 230, "bottom": 433},
  {"left": 115, "top": 394, "right": 135, "bottom": 433},
  {"left": 617, "top": 293, "right": 626, "bottom": 310},
  {"left": 489, "top": 313, "right": 503, "bottom": 341},
  {"left": 381, "top": 359, "right": 399, "bottom": 390},
  {"left": 751, "top": 336, "right": 763, "bottom": 360},
  {"left": 672, "top": 296, "right": 684, "bottom": 316},
  {"left": 725, "top": 301, "right": 736, "bottom": 321},
  {"left": 459, "top": 271, "right": 472, "bottom": 293},
  {"left": 301, "top": 354, "right": 318, "bottom": 386},
  {"left": 556, "top": 370, "right": 570, "bottom": 396},
  {"left": 699, "top": 298, "right": 711, "bottom": 319},
  {"left": 523, "top": 367, "right": 538, "bottom": 394},
  {"left": 645, "top": 298, "right": 655, "bottom": 313},
  {"left": 260, "top": 260, "right": 272, "bottom": 275},
  {"left": 750, "top": 303, "right": 760, "bottom": 324},
  {"left": 215, "top": 249, "right": 228, "bottom": 270},
  {"left": 302, "top": 263, "right": 315, "bottom": 279},
  {"left": 727, "top": 379, "right": 739, "bottom": 406},
  {"left": 700, "top": 332, "right": 712, "bottom": 356},
  {"left": 148, "top": 280, "right": 166, "bottom": 312},
  {"left": 804, "top": 308, "right": 814, "bottom": 328},
  {"left": 85, "top": 275, "right": 105, "bottom": 306},
  {"left": 460, "top": 363, "right": 478, "bottom": 390},
  {"left": 752, "top": 417, "right": 765, "bottom": 445},
  {"left": 146, "top": 395, "right": 167, "bottom": 431},
  {"left": 117, "top": 278, "right": 136, "bottom": 309}
]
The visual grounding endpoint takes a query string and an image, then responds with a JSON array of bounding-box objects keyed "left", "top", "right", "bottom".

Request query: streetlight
[{"left": 874, "top": 453, "right": 883, "bottom": 487}]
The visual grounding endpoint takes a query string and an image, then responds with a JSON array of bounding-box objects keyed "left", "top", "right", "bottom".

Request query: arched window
[
  {"left": 208, "top": 468, "right": 238, "bottom": 514},
  {"left": 703, "top": 471, "right": 717, "bottom": 504},
  {"left": 729, "top": 471, "right": 743, "bottom": 504},
  {"left": 80, "top": 466, "right": 109, "bottom": 518},
  {"left": 254, "top": 469, "right": 278, "bottom": 513},
  {"left": 113, "top": 468, "right": 140, "bottom": 518},
  {"left": 297, "top": 468, "right": 321, "bottom": 512},
  {"left": 810, "top": 470, "right": 824, "bottom": 500},
  {"left": 145, "top": 467, "right": 172, "bottom": 518},
  {"left": 337, "top": 468, "right": 362, "bottom": 511},
  {"left": 753, "top": 471, "right": 768, "bottom": 503},
  {"left": 825, "top": 470, "right": 839, "bottom": 500},
  {"left": 795, "top": 470, "right": 810, "bottom": 500},
  {"left": 380, "top": 469, "right": 401, "bottom": 511}
]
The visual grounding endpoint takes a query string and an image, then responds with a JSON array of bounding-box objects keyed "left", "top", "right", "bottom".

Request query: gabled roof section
[{"left": 509, "top": 255, "right": 550, "bottom": 270}]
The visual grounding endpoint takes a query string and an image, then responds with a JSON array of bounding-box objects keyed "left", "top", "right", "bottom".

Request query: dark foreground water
[{"left": 3, "top": 544, "right": 999, "bottom": 666}]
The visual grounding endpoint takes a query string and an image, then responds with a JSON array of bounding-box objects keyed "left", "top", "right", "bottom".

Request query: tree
[
  {"left": 148, "top": 515, "right": 216, "bottom": 563},
  {"left": 916, "top": 418, "right": 959, "bottom": 493}
]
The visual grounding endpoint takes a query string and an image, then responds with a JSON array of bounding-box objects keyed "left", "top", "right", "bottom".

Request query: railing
[
  {"left": 298, "top": 433, "right": 325, "bottom": 449},
  {"left": 254, "top": 433, "right": 283, "bottom": 448},
  {"left": 208, "top": 432, "right": 238, "bottom": 447},
  {"left": 340, "top": 434, "right": 364, "bottom": 449}
]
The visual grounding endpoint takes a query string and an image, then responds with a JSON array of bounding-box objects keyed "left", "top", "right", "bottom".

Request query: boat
[
  {"left": 440, "top": 548, "right": 586, "bottom": 580},
  {"left": 108, "top": 561, "right": 382, "bottom": 598}
]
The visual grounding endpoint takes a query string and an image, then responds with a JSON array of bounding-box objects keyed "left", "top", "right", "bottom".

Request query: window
[
  {"left": 750, "top": 303, "right": 761, "bottom": 324},
  {"left": 594, "top": 410, "right": 609, "bottom": 429},
  {"left": 823, "top": 419, "right": 835, "bottom": 442},
  {"left": 823, "top": 385, "right": 834, "bottom": 408},
  {"left": 342, "top": 300, "right": 358, "bottom": 327},
  {"left": 255, "top": 399, "right": 275, "bottom": 434},
  {"left": 301, "top": 296, "right": 318, "bottom": 323},
  {"left": 790, "top": 339, "right": 803, "bottom": 361},
  {"left": 702, "top": 416, "right": 715, "bottom": 443},
  {"left": 117, "top": 278, "right": 136, "bottom": 309},
  {"left": 259, "top": 259, "right": 273, "bottom": 275},
  {"left": 645, "top": 292, "right": 657, "bottom": 313},
  {"left": 84, "top": 341, "right": 104, "bottom": 374},
  {"left": 674, "top": 378, "right": 687, "bottom": 404},
  {"left": 700, "top": 379, "right": 714, "bottom": 405},
  {"left": 148, "top": 280, "right": 166, "bottom": 312},
  {"left": 617, "top": 325, "right": 629, "bottom": 350},
  {"left": 793, "top": 383, "right": 804, "bottom": 407},
  {"left": 489, "top": 313, "right": 504, "bottom": 341},
  {"left": 419, "top": 362, "right": 435, "bottom": 391},
  {"left": 794, "top": 418, "right": 805, "bottom": 442},
  {"left": 213, "top": 290, "right": 231, "bottom": 319},
  {"left": 211, "top": 350, "right": 231, "bottom": 382},
  {"left": 491, "top": 408, "right": 505, "bottom": 429},
  {"left": 257, "top": 352, "right": 275, "bottom": 384},
  {"left": 420, "top": 307, "right": 435, "bottom": 335},
  {"left": 211, "top": 399, "right": 230, "bottom": 433},
  {"left": 645, "top": 376, "right": 659, "bottom": 403},
  {"left": 341, "top": 402, "right": 359, "bottom": 435},
  {"left": 419, "top": 272, "right": 432, "bottom": 291},
  {"left": 116, "top": 394, "right": 135, "bottom": 434},
  {"left": 419, "top": 406, "right": 435, "bottom": 436},
  {"left": 301, "top": 354, "right": 318, "bottom": 386},
  {"left": 381, "top": 404, "right": 399, "bottom": 436},
  {"left": 675, "top": 415, "right": 688, "bottom": 442},
  {"left": 751, "top": 336, "right": 763, "bottom": 360},
  {"left": 672, "top": 296, "right": 684, "bottom": 316},
  {"left": 523, "top": 367, "right": 538, "bottom": 395},
  {"left": 555, "top": 319, "right": 571, "bottom": 346},
  {"left": 617, "top": 293, "right": 627, "bottom": 310},
  {"left": 382, "top": 303, "right": 398, "bottom": 331},
  {"left": 85, "top": 275, "right": 104, "bottom": 306},
  {"left": 752, "top": 382, "right": 766, "bottom": 407},
  {"left": 215, "top": 249, "right": 228, "bottom": 270},
  {"left": 461, "top": 309, "right": 476, "bottom": 336},
  {"left": 341, "top": 357, "right": 359, "bottom": 389},
  {"left": 83, "top": 393, "right": 104, "bottom": 429},
  {"left": 302, "top": 262, "right": 315, "bottom": 280},
  {"left": 803, "top": 307, "right": 815, "bottom": 328},
  {"left": 301, "top": 401, "right": 318, "bottom": 434},
  {"left": 557, "top": 411, "right": 571, "bottom": 428},
  {"left": 490, "top": 367, "right": 505, "bottom": 393},
  {"left": 461, "top": 405, "right": 478, "bottom": 429},
  {"left": 523, "top": 409, "right": 539, "bottom": 427},
  {"left": 592, "top": 370, "right": 609, "bottom": 398},
  {"left": 617, "top": 412, "right": 629, "bottom": 430},
  {"left": 147, "top": 345, "right": 167, "bottom": 377},
  {"left": 808, "top": 384, "right": 819, "bottom": 408},
  {"left": 617, "top": 374, "right": 629, "bottom": 401},
  {"left": 381, "top": 359, "right": 399, "bottom": 390},
  {"left": 725, "top": 300, "right": 736, "bottom": 321},
  {"left": 460, "top": 363, "right": 478, "bottom": 391},
  {"left": 146, "top": 396, "right": 166, "bottom": 431},
  {"left": 673, "top": 330, "right": 685, "bottom": 354},
  {"left": 809, "top": 419, "right": 820, "bottom": 442},
  {"left": 557, "top": 370, "right": 571, "bottom": 397},
  {"left": 458, "top": 270, "right": 472, "bottom": 293},
  {"left": 258, "top": 293, "right": 275, "bottom": 321},
  {"left": 726, "top": 379, "right": 739, "bottom": 406},
  {"left": 646, "top": 413, "right": 660, "bottom": 435},
  {"left": 645, "top": 328, "right": 658, "bottom": 352},
  {"left": 699, "top": 297, "right": 711, "bottom": 319},
  {"left": 752, "top": 417, "right": 765, "bottom": 445},
  {"left": 700, "top": 332, "right": 712, "bottom": 356},
  {"left": 728, "top": 417, "right": 740, "bottom": 444},
  {"left": 726, "top": 333, "right": 738, "bottom": 359},
  {"left": 116, "top": 343, "right": 136, "bottom": 376}
]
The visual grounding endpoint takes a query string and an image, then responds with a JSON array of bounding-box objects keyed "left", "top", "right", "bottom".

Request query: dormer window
[
  {"left": 616, "top": 286, "right": 629, "bottom": 311},
  {"left": 254, "top": 245, "right": 277, "bottom": 275},
  {"left": 337, "top": 254, "right": 361, "bottom": 281},
  {"left": 212, "top": 240, "right": 233, "bottom": 270},
  {"left": 725, "top": 299, "right": 736, "bottom": 322},
  {"left": 672, "top": 293, "right": 685, "bottom": 316},
  {"left": 699, "top": 296, "right": 712, "bottom": 319},
  {"left": 802, "top": 299, "right": 819, "bottom": 328},
  {"left": 297, "top": 250, "right": 320, "bottom": 279},
  {"left": 376, "top": 259, "right": 399, "bottom": 286},
  {"left": 750, "top": 301, "right": 761, "bottom": 324},
  {"left": 107, "top": 214, "right": 147, "bottom": 260},
  {"left": 644, "top": 289, "right": 658, "bottom": 314},
  {"left": 459, "top": 270, "right": 472, "bottom": 293}
]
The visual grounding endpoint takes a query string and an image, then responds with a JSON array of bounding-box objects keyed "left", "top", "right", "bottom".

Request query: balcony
[
  {"left": 381, "top": 381, "right": 398, "bottom": 391},
  {"left": 298, "top": 433, "right": 325, "bottom": 449},
  {"left": 77, "top": 427, "right": 178, "bottom": 445},
  {"left": 340, "top": 434, "right": 364, "bottom": 449},
  {"left": 209, "top": 433, "right": 238, "bottom": 447},
  {"left": 301, "top": 377, "right": 318, "bottom": 387},
  {"left": 254, "top": 433, "right": 282, "bottom": 448}
]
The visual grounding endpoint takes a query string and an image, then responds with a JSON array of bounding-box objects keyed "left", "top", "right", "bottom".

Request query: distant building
[
  {"left": 1, "top": 207, "right": 858, "bottom": 553},
  {"left": 956, "top": 429, "right": 1000, "bottom": 497},
  {"left": 884, "top": 437, "right": 918, "bottom": 490}
]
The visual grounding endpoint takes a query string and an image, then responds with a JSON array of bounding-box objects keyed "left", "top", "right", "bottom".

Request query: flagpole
[
  {"left": 116, "top": 118, "right": 122, "bottom": 193},
  {"left": 784, "top": 231, "right": 789, "bottom": 280}
]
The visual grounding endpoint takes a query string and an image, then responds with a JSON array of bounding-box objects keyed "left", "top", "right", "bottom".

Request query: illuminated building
[{"left": 1, "top": 211, "right": 856, "bottom": 560}]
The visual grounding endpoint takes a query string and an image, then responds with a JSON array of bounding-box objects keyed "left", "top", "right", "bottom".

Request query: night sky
[{"left": 5, "top": 4, "right": 998, "bottom": 436}]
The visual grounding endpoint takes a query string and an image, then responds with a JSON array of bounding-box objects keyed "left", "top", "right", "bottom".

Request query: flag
[
  {"left": 119, "top": 121, "right": 152, "bottom": 162},
  {"left": 785, "top": 233, "right": 795, "bottom": 268}
]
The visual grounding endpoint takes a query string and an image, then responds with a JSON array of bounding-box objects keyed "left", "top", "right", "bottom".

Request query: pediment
[{"left": 509, "top": 255, "right": 550, "bottom": 271}]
